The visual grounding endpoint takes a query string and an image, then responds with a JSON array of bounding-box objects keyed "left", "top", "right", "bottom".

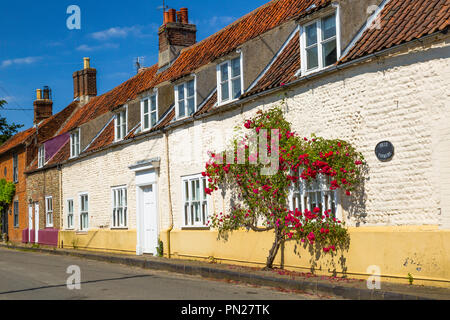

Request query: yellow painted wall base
[
  {"left": 59, "top": 230, "right": 137, "bottom": 255},
  {"left": 166, "top": 226, "right": 450, "bottom": 288}
]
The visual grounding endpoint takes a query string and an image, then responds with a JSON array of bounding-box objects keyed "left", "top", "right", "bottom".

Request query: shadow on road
[{"left": 0, "top": 274, "right": 153, "bottom": 295}]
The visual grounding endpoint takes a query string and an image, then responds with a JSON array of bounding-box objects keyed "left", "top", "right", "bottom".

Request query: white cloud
[
  {"left": 1, "top": 56, "right": 41, "bottom": 68},
  {"left": 90, "top": 26, "right": 142, "bottom": 41},
  {"left": 76, "top": 43, "right": 119, "bottom": 52},
  {"left": 206, "top": 16, "right": 235, "bottom": 27},
  {"left": 89, "top": 24, "right": 158, "bottom": 41}
]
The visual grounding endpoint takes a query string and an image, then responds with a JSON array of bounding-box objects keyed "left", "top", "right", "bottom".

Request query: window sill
[
  {"left": 217, "top": 97, "right": 239, "bottom": 108},
  {"left": 111, "top": 227, "right": 129, "bottom": 231},
  {"left": 297, "top": 65, "right": 335, "bottom": 78},
  {"left": 181, "top": 227, "right": 211, "bottom": 231}
]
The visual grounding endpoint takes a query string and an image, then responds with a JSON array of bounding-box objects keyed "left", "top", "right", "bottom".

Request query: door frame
[
  {"left": 136, "top": 183, "right": 159, "bottom": 255},
  {"left": 129, "top": 159, "right": 160, "bottom": 256}
]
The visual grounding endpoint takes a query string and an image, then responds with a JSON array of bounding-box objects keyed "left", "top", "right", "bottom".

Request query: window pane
[
  {"left": 305, "top": 23, "right": 317, "bottom": 46},
  {"left": 151, "top": 112, "right": 157, "bottom": 127},
  {"left": 232, "top": 78, "right": 241, "bottom": 99},
  {"left": 185, "top": 204, "right": 189, "bottom": 225},
  {"left": 322, "top": 15, "right": 336, "bottom": 40},
  {"left": 150, "top": 95, "right": 157, "bottom": 111},
  {"left": 144, "top": 114, "right": 149, "bottom": 129},
  {"left": 221, "top": 82, "right": 229, "bottom": 101},
  {"left": 185, "top": 181, "right": 189, "bottom": 201},
  {"left": 178, "top": 100, "right": 185, "bottom": 117},
  {"left": 202, "top": 179, "right": 207, "bottom": 200},
  {"left": 195, "top": 180, "right": 200, "bottom": 201},
  {"left": 178, "top": 84, "right": 185, "bottom": 100},
  {"left": 144, "top": 99, "right": 149, "bottom": 115},
  {"left": 220, "top": 63, "right": 229, "bottom": 82},
  {"left": 187, "top": 80, "right": 195, "bottom": 97},
  {"left": 231, "top": 58, "right": 241, "bottom": 78},
  {"left": 323, "top": 39, "right": 337, "bottom": 67},
  {"left": 306, "top": 46, "right": 319, "bottom": 70},
  {"left": 187, "top": 98, "right": 195, "bottom": 116},
  {"left": 191, "top": 180, "right": 196, "bottom": 201}
]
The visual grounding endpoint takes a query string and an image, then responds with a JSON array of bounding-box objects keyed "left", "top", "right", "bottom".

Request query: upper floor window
[
  {"left": 300, "top": 13, "right": 339, "bottom": 74},
  {"left": 45, "top": 196, "right": 53, "bottom": 228},
  {"left": 175, "top": 79, "right": 196, "bottom": 119},
  {"left": 217, "top": 56, "right": 242, "bottom": 105},
  {"left": 182, "top": 174, "right": 209, "bottom": 228},
  {"left": 38, "top": 146, "right": 45, "bottom": 169},
  {"left": 141, "top": 93, "right": 158, "bottom": 131},
  {"left": 115, "top": 107, "right": 128, "bottom": 141},
  {"left": 70, "top": 129, "right": 80, "bottom": 158},
  {"left": 13, "top": 153, "right": 18, "bottom": 183}
]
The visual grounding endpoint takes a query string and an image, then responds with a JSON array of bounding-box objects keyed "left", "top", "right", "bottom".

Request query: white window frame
[
  {"left": 141, "top": 91, "right": 158, "bottom": 132},
  {"left": 300, "top": 9, "right": 341, "bottom": 76},
  {"left": 70, "top": 129, "right": 81, "bottom": 159},
  {"left": 111, "top": 186, "right": 128, "bottom": 229},
  {"left": 216, "top": 53, "right": 244, "bottom": 106},
  {"left": 45, "top": 196, "right": 53, "bottom": 228},
  {"left": 79, "top": 193, "right": 89, "bottom": 232},
  {"left": 38, "top": 146, "right": 45, "bottom": 169},
  {"left": 114, "top": 105, "right": 128, "bottom": 142},
  {"left": 289, "top": 174, "right": 341, "bottom": 221},
  {"left": 175, "top": 77, "right": 197, "bottom": 119},
  {"left": 182, "top": 174, "right": 209, "bottom": 228},
  {"left": 66, "top": 199, "right": 74, "bottom": 230}
]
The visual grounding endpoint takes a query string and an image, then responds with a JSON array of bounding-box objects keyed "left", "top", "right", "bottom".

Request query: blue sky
[{"left": 0, "top": 0, "right": 268, "bottom": 129}]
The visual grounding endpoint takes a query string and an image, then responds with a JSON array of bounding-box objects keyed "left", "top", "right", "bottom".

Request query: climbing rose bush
[{"left": 203, "top": 105, "right": 365, "bottom": 269}]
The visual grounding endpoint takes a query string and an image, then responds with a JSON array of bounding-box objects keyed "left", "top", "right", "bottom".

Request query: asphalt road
[{"left": 0, "top": 248, "right": 330, "bottom": 300}]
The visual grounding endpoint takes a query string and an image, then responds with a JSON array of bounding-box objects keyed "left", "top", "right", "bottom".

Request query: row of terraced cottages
[{"left": 1, "top": 0, "right": 449, "bottom": 287}]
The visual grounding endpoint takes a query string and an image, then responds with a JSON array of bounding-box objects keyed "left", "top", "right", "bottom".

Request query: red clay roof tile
[{"left": 341, "top": 0, "right": 450, "bottom": 63}]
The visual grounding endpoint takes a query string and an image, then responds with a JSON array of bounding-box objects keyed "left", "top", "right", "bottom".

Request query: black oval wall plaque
[{"left": 375, "top": 141, "right": 394, "bottom": 161}]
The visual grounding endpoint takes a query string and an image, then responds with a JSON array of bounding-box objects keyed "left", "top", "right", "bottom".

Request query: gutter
[{"left": 163, "top": 130, "right": 174, "bottom": 259}]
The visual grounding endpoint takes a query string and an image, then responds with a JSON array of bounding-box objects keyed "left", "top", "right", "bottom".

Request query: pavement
[{"left": 1, "top": 242, "right": 449, "bottom": 300}]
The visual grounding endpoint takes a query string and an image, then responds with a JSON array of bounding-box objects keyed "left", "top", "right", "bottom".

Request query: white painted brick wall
[{"left": 62, "top": 36, "right": 450, "bottom": 234}]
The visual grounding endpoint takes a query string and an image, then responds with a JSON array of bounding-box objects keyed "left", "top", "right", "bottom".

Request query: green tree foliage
[
  {"left": 0, "top": 100, "right": 24, "bottom": 145},
  {"left": 0, "top": 179, "right": 16, "bottom": 212}
]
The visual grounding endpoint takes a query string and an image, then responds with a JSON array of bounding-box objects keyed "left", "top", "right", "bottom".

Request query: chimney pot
[
  {"left": 163, "top": 11, "right": 169, "bottom": 24},
  {"left": 168, "top": 9, "right": 176, "bottom": 23},
  {"left": 84, "top": 57, "right": 90, "bottom": 69},
  {"left": 36, "top": 89, "right": 42, "bottom": 100},
  {"left": 180, "top": 8, "right": 188, "bottom": 24}
]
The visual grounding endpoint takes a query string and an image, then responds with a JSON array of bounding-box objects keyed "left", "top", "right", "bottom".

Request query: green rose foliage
[{"left": 203, "top": 104, "right": 365, "bottom": 255}]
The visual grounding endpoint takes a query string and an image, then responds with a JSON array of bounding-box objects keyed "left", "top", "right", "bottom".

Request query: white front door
[
  {"left": 28, "top": 205, "right": 33, "bottom": 242},
  {"left": 142, "top": 185, "right": 158, "bottom": 254},
  {"left": 34, "top": 203, "right": 39, "bottom": 244}
]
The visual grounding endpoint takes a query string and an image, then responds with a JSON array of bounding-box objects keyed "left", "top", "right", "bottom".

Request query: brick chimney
[
  {"left": 33, "top": 87, "right": 53, "bottom": 124},
  {"left": 159, "top": 7, "right": 196, "bottom": 69},
  {"left": 73, "top": 57, "right": 97, "bottom": 104}
]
